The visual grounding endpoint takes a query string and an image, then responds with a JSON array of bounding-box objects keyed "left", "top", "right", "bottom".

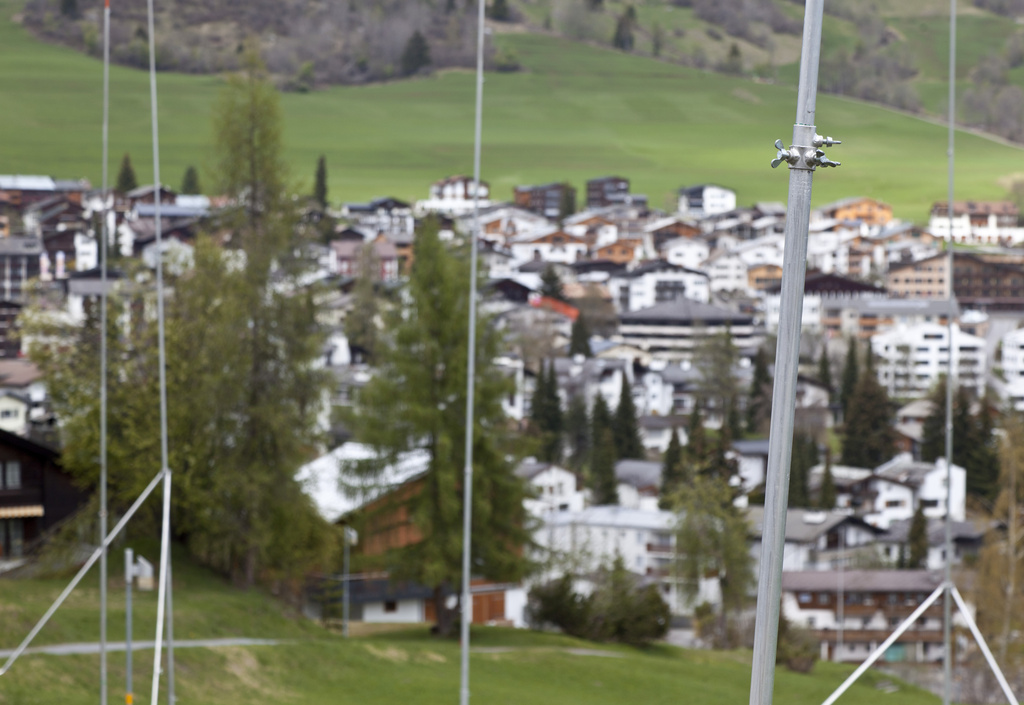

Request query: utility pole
[
  {"left": 125, "top": 549, "right": 133, "bottom": 705},
  {"left": 749, "top": 1, "right": 839, "bottom": 704},
  {"left": 99, "top": 1, "right": 111, "bottom": 703}
]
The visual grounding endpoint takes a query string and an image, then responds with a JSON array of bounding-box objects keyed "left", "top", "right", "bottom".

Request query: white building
[
  {"left": 606, "top": 260, "right": 710, "bottom": 313},
  {"left": 661, "top": 237, "right": 710, "bottom": 272},
  {"left": 516, "top": 460, "right": 586, "bottom": 517},
  {"left": 677, "top": 184, "right": 736, "bottom": 218},
  {"left": 871, "top": 323, "right": 986, "bottom": 398},
  {"left": 746, "top": 507, "right": 883, "bottom": 573},
  {"left": 703, "top": 252, "right": 748, "bottom": 294},
  {"left": 1000, "top": 327, "right": 1024, "bottom": 411},
  {"left": 415, "top": 176, "right": 491, "bottom": 217},
  {"left": 866, "top": 455, "right": 966, "bottom": 529}
]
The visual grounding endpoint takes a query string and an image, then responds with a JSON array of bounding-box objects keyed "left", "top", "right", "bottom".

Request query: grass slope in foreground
[{"left": 0, "top": 0, "right": 1021, "bottom": 221}]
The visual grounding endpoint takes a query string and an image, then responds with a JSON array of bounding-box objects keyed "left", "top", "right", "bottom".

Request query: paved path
[{"left": 0, "top": 637, "right": 283, "bottom": 658}]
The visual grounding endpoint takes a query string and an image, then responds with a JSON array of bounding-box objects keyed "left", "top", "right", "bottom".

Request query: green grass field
[
  {"left": 0, "top": 544, "right": 943, "bottom": 705},
  {"left": 1, "top": 0, "right": 1022, "bottom": 223}
]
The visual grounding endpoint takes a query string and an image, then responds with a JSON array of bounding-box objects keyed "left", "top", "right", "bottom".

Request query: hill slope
[{"left": 1, "top": 0, "right": 1022, "bottom": 221}]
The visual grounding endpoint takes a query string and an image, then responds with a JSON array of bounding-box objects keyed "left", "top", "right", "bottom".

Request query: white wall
[{"left": 363, "top": 598, "right": 424, "bottom": 623}]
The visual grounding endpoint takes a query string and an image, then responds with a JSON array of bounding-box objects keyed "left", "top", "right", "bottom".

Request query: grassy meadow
[{"left": 1, "top": 0, "right": 1023, "bottom": 222}]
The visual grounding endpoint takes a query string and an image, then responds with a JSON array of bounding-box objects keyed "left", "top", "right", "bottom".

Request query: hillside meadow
[{"left": 1, "top": 0, "right": 1022, "bottom": 221}]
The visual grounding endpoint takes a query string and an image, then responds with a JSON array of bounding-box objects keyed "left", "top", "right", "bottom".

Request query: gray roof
[
  {"left": 135, "top": 203, "right": 208, "bottom": 219},
  {"left": 733, "top": 439, "right": 771, "bottom": 456},
  {"left": 0, "top": 175, "right": 55, "bottom": 191},
  {"left": 835, "top": 296, "right": 959, "bottom": 318},
  {"left": 782, "top": 570, "right": 943, "bottom": 593},
  {"left": 0, "top": 236, "right": 42, "bottom": 256},
  {"left": 614, "top": 459, "right": 662, "bottom": 489},
  {"left": 515, "top": 459, "right": 566, "bottom": 481},
  {"left": 620, "top": 299, "right": 752, "bottom": 325},
  {"left": 873, "top": 456, "right": 938, "bottom": 488},
  {"left": 545, "top": 505, "right": 675, "bottom": 531},
  {"left": 746, "top": 506, "right": 882, "bottom": 543},
  {"left": 879, "top": 517, "right": 989, "bottom": 546}
]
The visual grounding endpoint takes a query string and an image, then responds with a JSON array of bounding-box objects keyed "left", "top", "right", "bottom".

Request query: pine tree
[
  {"left": 558, "top": 183, "right": 576, "bottom": 221},
  {"left": 569, "top": 314, "right": 592, "bottom": 357},
  {"left": 400, "top": 31, "right": 432, "bottom": 77},
  {"left": 530, "top": 360, "right": 562, "bottom": 462},
  {"left": 686, "top": 405, "right": 707, "bottom": 467},
  {"left": 592, "top": 427, "right": 619, "bottom": 504},
  {"left": 591, "top": 394, "right": 615, "bottom": 493},
  {"left": 922, "top": 379, "right": 1000, "bottom": 501},
  {"left": 818, "top": 344, "right": 833, "bottom": 403},
  {"left": 613, "top": 375, "right": 643, "bottom": 459},
  {"left": 313, "top": 155, "right": 328, "bottom": 207},
  {"left": 839, "top": 336, "right": 859, "bottom": 417},
  {"left": 789, "top": 432, "right": 815, "bottom": 507},
  {"left": 818, "top": 449, "right": 837, "bottom": 509},
  {"left": 564, "top": 394, "right": 590, "bottom": 471},
  {"left": 841, "top": 372, "right": 896, "bottom": 468},
  {"left": 612, "top": 6, "right": 636, "bottom": 51},
  {"left": 347, "top": 216, "right": 529, "bottom": 635},
  {"left": 660, "top": 428, "right": 684, "bottom": 507},
  {"left": 180, "top": 165, "right": 201, "bottom": 195},
  {"left": 115, "top": 153, "right": 138, "bottom": 194},
  {"left": 540, "top": 264, "right": 565, "bottom": 301},
  {"left": 907, "top": 504, "right": 928, "bottom": 569},
  {"left": 747, "top": 345, "right": 772, "bottom": 434}
]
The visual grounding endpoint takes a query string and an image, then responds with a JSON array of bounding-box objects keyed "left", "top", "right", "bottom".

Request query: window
[
  {"left": 817, "top": 593, "right": 830, "bottom": 605},
  {"left": 0, "top": 518, "right": 24, "bottom": 558},
  {"left": 2, "top": 461, "right": 19, "bottom": 490},
  {"left": 0, "top": 409, "right": 15, "bottom": 419},
  {"left": 798, "top": 592, "right": 812, "bottom": 604},
  {"left": 384, "top": 600, "right": 398, "bottom": 613}
]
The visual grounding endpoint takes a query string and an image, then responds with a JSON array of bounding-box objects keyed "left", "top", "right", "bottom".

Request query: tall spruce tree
[
  {"left": 922, "top": 379, "right": 1000, "bottom": 501},
  {"left": 839, "top": 336, "right": 859, "bottom": 417},
  {"left": 591, "top": 394, "right": 615, "bottom": 492},
  {"left": 400, "top": 31, "right": 432, "bottom": 76},
  {"left": 347, "top": 217, "right": 529, "bottom": 635},
  {"left": 841, "top": 371, "right": 896, "bottom": 468},
  {"left": 686, "top": 405, "right": 707, "bottom": 466},
  {"left": 818, "top": 344, "right": 833, "bottom": 403},
  {"left": 540, "top": 265, "right": 566, "bottom": 301},
  {"left": 907, "top": 504, "right": 928, "bottom": 569},
  {"left": 660, "top": 428, "right": 685, "bottom": 508},
  {"left": 569, "top": 314, "right": 592, "bottom": 357},
  {"left": 592, "top": 427, "right": 619, "bottom": 504},
  {"left": 789, "top": 432, "right": 816, "bottom": 507},
  {"left": 564, "top": 394, "right": 590, "bottom": 471},
  {"left": 613, "top": 375, "right": 643, "bottom": 459},
  {"left": 180, "top": 165, "right": 201, "bottom": 195},
  {"left": 818, "top": 449, "right": 837, "bottom": 509},
  {"left": 115, "top": 153, "right": 138, "bottom": 193},
  {"left": 747, "top": 345, "right": 773, "bottom": 434},
  {"left": 313, "top": 155, "right": 328, "bottom": 207}
]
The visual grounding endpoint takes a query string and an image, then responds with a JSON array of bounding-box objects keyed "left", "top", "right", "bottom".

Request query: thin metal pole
[
  {"left": 144, "top": 0, "right": 173, "bottom": 701},
  {"left": 950, "top": 585, "right": 1020, "bottom": 705},
  {"left": 99, "top": 1, "right": 111, "bottom": 703},
  {"left": 125, "top": 548, "right": 133, "bottom": 705},
  {"left": 749, "top": 2, "right": 830, "bottom": 704},
  {"left": 459, "top": 0, "right": 485, "bottom": 702},
  {"left": 0, "top": 469, "right": 165, "bottom": 677},
  {"left": 944, "top": 1, "right": 957, "bottom": 702},
  {"left": 343, "top": 539, "right": 350, "bottom": 638},
  {"left": 166, "top": 559, "right": 175, "bottom": 705},
  {"left": 821, "top": 583, "right": 946, "bottom": 705},
  {"left": 836, "top": 525, "right": 844, "bottom": 661}
]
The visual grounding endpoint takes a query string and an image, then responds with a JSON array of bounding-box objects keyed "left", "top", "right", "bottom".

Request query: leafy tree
[
  {"left": 841, "top": 370, "right": 895, "bottom": 468},
  {"left": 313, "top": 154, "right": 328, "bottom": 208},
  {"left": 747, "top": 345, "right": 772, "bottom": 434},
  {"left": 346, "top": 218, "right": 530, "bottom": 636},
  {"left": 907, "top": 503, "right": 928, "bottom": 569},
  {"left": 613, "top": 375, "right": 643, "bottom": 460},
  {"left": 692, "top": 329, "right": 740, "bottom": 436},
  {"left": 115, "top": 153, "right": 138, "bottom": 194},
  {"left": 818, "top": 344, "right": 833, "bottom": 403},
  {"left": 660, "top": 428, "right": 685, "bottom": 507},
  {"left": 569, "top": 314, "right": 592, "bottom": 357},
  {"left": 344, "top": 244, "right": 381, "bottom": 362},
  {"left": 839, "top": 336, "right": 859, "bottom": 417},
  {"left": 400, "top": 31, "right": 432, "bottom": 77},
  {"left": 564, "top": 394, "right": 590, "bottom": 471},
  {"left": 540, "top": 264, "right": 566, "bottom": 301},
  {"left": 818, "top": 448, "right": 837, "bottom": 509},
  {"left": 673, "top": 475, "right": 754, "bottom": 647},
  {"left": 180, "top": 165, "right": 201, "bottom": 195}
]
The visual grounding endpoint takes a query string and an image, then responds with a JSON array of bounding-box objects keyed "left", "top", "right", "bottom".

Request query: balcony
[{"left": 647, "top": 543, "right": 674, "bottom": 555}]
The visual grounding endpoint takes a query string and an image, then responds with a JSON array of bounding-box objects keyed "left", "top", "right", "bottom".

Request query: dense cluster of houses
[{"left": 2, "top": 170, "right": 1021, "bottom": 662}]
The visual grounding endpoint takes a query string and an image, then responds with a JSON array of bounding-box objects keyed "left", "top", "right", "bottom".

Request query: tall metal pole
[
  {"left": 836, "top": 525, "right": 844, "bottom": 661},
  {"left": 144, "top": 0, "right": 174, "bottom": 702},
  {"left": 750, "top": 2, "right": 838, "bottom": 704},
  {"left": 166, "top": 559, "right": 175, "bottom": 705},
  {"left": 459, "top": 0, "right": 485, "bottom": 702},
  {"left": 944, "top": 1, "right": 957, "bottom": 702},
  {"left": 99, "top": 1, "right": 111, "bottom": 703},
  {"left": 125, "top": 548, "right": 133, "bottom": 705},
  {"left": 343, "top": 539, "right": 350, "bottom": 639}
]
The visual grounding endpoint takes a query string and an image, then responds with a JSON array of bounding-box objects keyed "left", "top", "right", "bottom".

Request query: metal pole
[
  {"left": 459, "top": 0, "right": 485, "bottom": 703},
  {"left": 821, "top": 583, "right": 946, "bottom": 705},
  {"left": 950, "top": 585, "right": 1020, "bottom": 705},
  {"left": 0, "top": 469, "right": 165, "bottom": 677},
  {"left": 836, "top": 525, "right": 844, "bottom": 662},
  {"left": 99, "top": 1, "right": 111, "bottom": 703},
  {"left": 750, "top": 2, "right": 837, "bottom": 704},
  {"left": 144, "top": 0, "right": 173, "bottom": 700},
  {"left": 943, "top": 2, "right": 957, "bottom": 704},
  {"left": 125, "top": 548, "right": 133, "bottom": 705},
  {"left": 343, "top": 538, "right": 350, "bottom": 639},
  {"left": 166, "top": 559, "right": 175, "bottom": 705}
]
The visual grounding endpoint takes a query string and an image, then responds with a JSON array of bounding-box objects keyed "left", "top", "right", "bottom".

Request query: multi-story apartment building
[
  {"left": 871, "top": 323, "right": 985, "bottom": 398},
  {"left": 952, "top": 252, "right": 1024, "bottom": 309},
  {"left": 514, "top": 182, "right": 575, "bottom": 219},
  {"left": 928, "top": 200, "right": 1023, "bottom": 245},
  {"left": 886, "top": 253, "right": 950, "bottom": 300}
]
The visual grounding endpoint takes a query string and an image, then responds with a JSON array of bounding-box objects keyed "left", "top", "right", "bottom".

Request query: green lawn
[{"left": 1, "top": 0, "right": 1023, "bottom": 222}]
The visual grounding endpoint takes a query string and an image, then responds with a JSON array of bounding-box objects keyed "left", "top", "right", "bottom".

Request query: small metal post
[
  {"left": 343, "top": 538, "right": 350, "bottom": 639},
  {"left": 125, "top": 548, "right": 133, "bottom": 705},
  {"left": 751, "top": 1, "right": 838, "bottom": 704}
]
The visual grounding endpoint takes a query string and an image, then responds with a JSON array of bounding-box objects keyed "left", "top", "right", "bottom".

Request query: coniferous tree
[
  {"left": 540, "top": 265, "right": 566, "bottom": 301},
  {"left": 613, "top": 375, "right": 643, "bottom": 459},
  {"left": 922, "top": 380, "right": 1000, "bottom": 501},
  {"left": 612, "top": 6, "right": 636, "bottom": 51},
  {"left": 660, "top": 428, "right": 685, "bottom": 507},
  {"left": 400, "top": 31, "right": 432, "bottom": 76},
  {"left": 818, "top": 344, "right": 833, "bottom": 403},
  {"left": 313, "top": 155, "right": 328, "bottom": 207},
  {"left": 841, "top": 372, "right": 896, "bottom": 468},
  {"left": 344, "top": 244, "right": 380, "bottom": 362},
  {"left": 789, "top": 432, "right": 816, "bottom": 507},
  {"left": 569, "top": 314, "right": 592, "bottom": 357},
  {"left": 818, "top": 449, "right": 837, "bottom": 509},
  {"left": 531, "top": 360, "right": 563, "bottom": 462},
  {"left": 592, "top": 427, "right": 618, "bottom": 504},
  {"left": 180, "top": 165, "right": 201, "bottom": 195},
  {"left": 564, "top": 394, "right": 590, "bottom": 471},
  {"left": 747, "top": 345, "right": 773, "bottom": 434},
  {"left": 558, "top": 183, "right": 576, "bottom": 221},
  {"left": 839, "top": 336, "right": 859, "bottom": 417},
  {"left": 686, "top": 405, "right": 707, "bottom": 466},
  {"left": 907, "top": 504, "right": 928, "bottom": 569},
  {"left": 115, "top": 153, "right": 138, "bottom": 194}
]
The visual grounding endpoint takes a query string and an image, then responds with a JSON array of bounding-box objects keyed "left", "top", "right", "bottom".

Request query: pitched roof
[
  {"left": 782, "top": 569, "right": 943, "bottom": 592},
  {"left": 620, "top": 299, "right": 751, "bottom": 325},
  {"left": 746, "top": 506, "right": 882, "bottom": 544},
  {"left": 614, "top": 459, "right": 662, "bottom": 489}
]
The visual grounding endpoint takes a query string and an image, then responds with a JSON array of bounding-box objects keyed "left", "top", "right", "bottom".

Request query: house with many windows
[{"left": 871, "top": 323, "right": 986, "bottom": 398}]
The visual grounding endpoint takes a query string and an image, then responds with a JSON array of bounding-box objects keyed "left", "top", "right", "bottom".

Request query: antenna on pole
[
  {"left": 750, "top": 2, "right": 838, "bottom": 704},
  {"left": 99, "top": 1, "right": 110, "bottom": 703},
  {"left": 144, "top": 1, "right": 174, "bottom": 703},
  {"left": 459, "top": 0, "right": 486, "bottom": 702}
]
